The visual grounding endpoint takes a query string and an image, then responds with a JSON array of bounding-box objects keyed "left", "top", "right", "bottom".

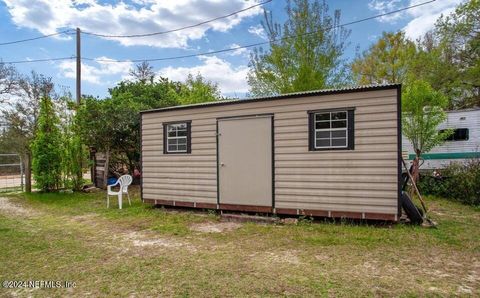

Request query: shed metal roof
[{"left": 140, "top": 83, "right": 401, "bottom": 114}]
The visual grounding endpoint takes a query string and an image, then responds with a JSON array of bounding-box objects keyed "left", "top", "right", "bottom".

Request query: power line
[
  {"left": 84, "top": 0, "right": 436, "bottom": 63},
  {"left": 0, "top": 29, "right": 73, "bottom": 46},
  {"left": 81, "top": 0, "right": 272, "bottom": 38},
  {"left": 2, "top": 56, "right": 75, "bottom": 64},
  {"left": 1, "top": 0, "right": 436, "bottom": 65}
]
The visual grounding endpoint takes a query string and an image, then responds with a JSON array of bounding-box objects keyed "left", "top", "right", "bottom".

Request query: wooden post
[
  {"left": 103, "top": 148, "right": 110, "bottom": 189},
  {"left": 24, "top": 152, "right": 31, "bottom": 193},
  {"left": 401, "top": 157, "right": 428, "bottom": 214},
  {"left": 76, "top": 27, "right": 81, "bottom": 105}
]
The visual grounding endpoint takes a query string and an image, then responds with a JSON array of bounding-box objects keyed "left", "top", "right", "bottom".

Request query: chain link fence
[{"left": 0, "top": 154, "right": 24, "bottom": 192}]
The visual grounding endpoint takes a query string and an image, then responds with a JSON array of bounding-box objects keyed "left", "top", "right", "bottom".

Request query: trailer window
[
  {"left": 163, "top": 121, "right": 191, "bottom": 154},
  {"left": 441, "top": 128, "right": 469, "bottom": 141},
  {"left": 308, "top": 108, "right": 355, "bottom": 151}
]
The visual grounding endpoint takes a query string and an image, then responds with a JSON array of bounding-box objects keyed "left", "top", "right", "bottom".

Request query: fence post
[{"left": 19, "top": 155, "right": 24, "bottom": 192}]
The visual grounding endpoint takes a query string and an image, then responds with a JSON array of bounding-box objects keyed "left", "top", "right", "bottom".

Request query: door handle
[{"left": 220, "top": 163, "right": 225, "bottom": 167}]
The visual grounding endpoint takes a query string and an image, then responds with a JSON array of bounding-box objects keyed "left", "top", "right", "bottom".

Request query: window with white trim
[
  {"left": 163, "top": 122, "right": 191, "bottom": 154},
  {"left": 308, "top": 108, "right": 354, "bottom": 151}
]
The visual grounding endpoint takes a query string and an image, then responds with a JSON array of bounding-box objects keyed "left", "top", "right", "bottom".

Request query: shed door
[{"left": 218, "top": 115, "right": 272, "bottom": 207}]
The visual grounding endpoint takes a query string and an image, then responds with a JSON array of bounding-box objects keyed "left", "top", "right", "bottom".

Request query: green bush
[
  {"left": 418, "top": 159, "right": 480, "bottom": 206},
  {"left": 31, "top": 97, "right": 63, "bottom": 192}
]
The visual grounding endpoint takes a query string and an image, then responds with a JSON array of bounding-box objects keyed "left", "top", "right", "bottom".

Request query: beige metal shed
[{"left": 140, "top": 84, "right": 401, "bottom": 221}]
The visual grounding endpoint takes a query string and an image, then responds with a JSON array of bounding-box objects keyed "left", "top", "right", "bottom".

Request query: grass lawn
[{"left": 0, "top": 188, "right": 479, "bottom": 297}]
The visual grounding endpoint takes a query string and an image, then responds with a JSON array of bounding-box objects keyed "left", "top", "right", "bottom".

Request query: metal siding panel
[
  {"left": 141, "top": 94, "right": 397, "bottom": 124},
  {"left": 141, "top": 88, "right": 399, "bottom": 214}
]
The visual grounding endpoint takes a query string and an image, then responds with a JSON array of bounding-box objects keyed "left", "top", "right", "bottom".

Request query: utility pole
[{"left": 76, "top": 27, "right": 81, "bottom": 105}]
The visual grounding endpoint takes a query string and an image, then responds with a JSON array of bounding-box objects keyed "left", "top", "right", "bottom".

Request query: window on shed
[
  {"left": 308, "top": 109, "right": 355, "bottom": 151},
  {"left": 440, "top": 128, "right": 469, "bottom": 141},
  {"left": 163, "top": 122, "right": 191, "bottom": 154}
]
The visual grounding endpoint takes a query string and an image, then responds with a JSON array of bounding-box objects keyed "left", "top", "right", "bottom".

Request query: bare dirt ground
[
  {"left": 189, "top": 221, "right": 242, "bottom": 233},
  {"left": 0, "top": 196, "right": 38, "bottom": 217}
]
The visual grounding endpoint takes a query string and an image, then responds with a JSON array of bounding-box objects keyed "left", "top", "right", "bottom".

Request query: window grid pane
[
  {"left": 314, "top": 111, "right": 348, "bottom": 149},
  {"left": 166, "top": 123, "right": 188, "bottom": 153}
]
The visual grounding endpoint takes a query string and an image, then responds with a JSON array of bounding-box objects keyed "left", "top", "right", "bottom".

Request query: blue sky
[{"left": 0, "top": 0, "right": 463, "bottom": 98}]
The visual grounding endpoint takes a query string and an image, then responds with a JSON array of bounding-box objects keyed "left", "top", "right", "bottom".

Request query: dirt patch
[
  {"left": 121, "top": 231, "right": 197, "bottom": 252},
  {"left": 250, "top": 250, "right": 302, "bottom": 265},
  {"left": 189, "top": 221, "right": 241, "bottom": 233},
  {"left": 71, "top": 214, "right": 100, "bottom": 222},
  {"left": 0, "top": 196, "right": 39, "bottom": 217}
]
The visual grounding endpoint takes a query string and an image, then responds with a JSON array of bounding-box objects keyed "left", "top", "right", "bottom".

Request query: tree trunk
[
  {"left": 102, "top": 147, "right": 110, "bottom": 189},
  {"left": 25, "top": 151, "right": 32, "bottom": 193},
  {"left": 409, "top": 150, "right": 421, "bottom": 198},
  {"left": 75, "top": 143, "right": 83, "bottom": 191},
  {"left": 411, "top": 150, "right": 421, "bottom": 183}
]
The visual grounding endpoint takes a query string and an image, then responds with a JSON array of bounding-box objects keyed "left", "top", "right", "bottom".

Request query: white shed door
[{"left": 218, "top": 115, "right": 272, "bottom": 207}]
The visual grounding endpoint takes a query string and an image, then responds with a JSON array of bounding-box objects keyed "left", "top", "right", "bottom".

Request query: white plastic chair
[{"left": 107, "top": 175, "right": 133, "bottom": 209}]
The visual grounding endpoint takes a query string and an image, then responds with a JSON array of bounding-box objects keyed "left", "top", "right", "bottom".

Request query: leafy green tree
[
  {"left": 408, "top": 32, "right": 459, "bottom": 109},
  {"left": 402, "top": 80, "right": 452, "bottom": 182},
  {"left": 352, "top": 1, "right": 478, "bottom": 108},
  {"left": 31, "top": 96, "right": 62, "bottom": 191},
  {"left": 248, "top": 0, "right": 350, "bottom": 96},
  {"left": 62, "top": 132, "right": 86, "bottom": 190},
  {"left": 107, "top": 76, "right": 180, "bottom": 176},
  {"left": 58, "top": 98, "right": 88, "bottom": 191},
  {"left": 351, "top": 31, "right": 416, "bottom": 84},
  {"left": 109, "top": 76, "right": 180, "bottom": 109},
  {"left": 1, "top": 71, "right": 55, "bottom": 192},
  {"left": 427, "top": 0, "right": 479, "bottom": 108},
  {"left": 77, "top": 66, "right": 222, "bottom": 187},
  {"left": 76, "top": 97, "right": 116, "bottom": 187},
  {"left": 177, "top": 73, "right": 221, "bottom": 105}
]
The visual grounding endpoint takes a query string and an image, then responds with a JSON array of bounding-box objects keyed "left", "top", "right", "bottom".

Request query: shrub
[
  {"left": 31, "top": 97, "right": 63, "bottom": 192},
  {"left": 418, "top": 159, "right": 480, "bottom": 206}
]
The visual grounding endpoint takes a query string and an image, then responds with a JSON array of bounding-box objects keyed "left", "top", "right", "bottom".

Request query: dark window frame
[
  {"left": 308, "top": 107, "right": 355, "bottom": 151},
  {"left": 163, "top": 120, "right": 192, "bottom": 154},
  {"left": 440, "top": 128, "right": 469, "bottom": 141}
]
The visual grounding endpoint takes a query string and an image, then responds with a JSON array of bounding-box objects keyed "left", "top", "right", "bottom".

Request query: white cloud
[
  {"left": 58, "top": 56, "right": 133, "bottom": 84},
  {"left": 403, "top": 0, "right": 462, "bottom": 40},
  {"left": 226, "top": 43, "right": 249, "bottom": 56},
  {"left": 368, "top": 0, "right": 464, "bottom": 40},
  {"left": 248, "top": 24, "right": 267, "bottom": 40},
  {"left": 158, "top": 56, "right": 249, "bottom": 94},
  {"left": 368, "top": 0, "right": 403, "bottom": 23},
  {"left": 3, "top": 0, "right": 263, "bottom": 48}
]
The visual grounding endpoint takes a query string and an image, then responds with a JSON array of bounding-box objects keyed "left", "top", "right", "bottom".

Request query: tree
[
  {"left": 1, "top": 71, "right": 55, "bottom": 192},
  {"left": 77, "top": 72, "right": 222, "bottom": 187},
  {"left": 408, "top": 32, "right": 459, "bottom": 109},
  {"left": 351, "top": 31, "right": 417, "bottom": 84},
  {"left": 129, "top": 61, "right": 156, "bottom": 84},
  {"left": 427, "top": 0, "right": 479, "bottom": 108},
  {"left": 108, "top": 77, "right": 180, "bottom": 177},
  {"left": 109, "top": 76, "right": 180, "bottom": 109},
  {"left": 177, "top": 74, "right": 221, "bottom": 105},
  {"left": 402, "top": 80, "right": 452, "bottom": 183},
  {"left": 0, "top": 62, "right": 20, "bottom": 104},
  {"left": 247, "top": 0, "right": 350, "bottom": 96},
  {"left": 76, "top": 97, "right": 117, "bottom": 188},
  {"left": 58, "top": 98, "right": 88, "bottom": 191},
  {"left": 31, "top": 96, "right": 62, "bottom": 191}
]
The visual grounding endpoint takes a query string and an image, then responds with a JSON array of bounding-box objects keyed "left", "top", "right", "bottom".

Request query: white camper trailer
[{"left": 402, "top": 108, "right": 480, "bottom": 169}]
